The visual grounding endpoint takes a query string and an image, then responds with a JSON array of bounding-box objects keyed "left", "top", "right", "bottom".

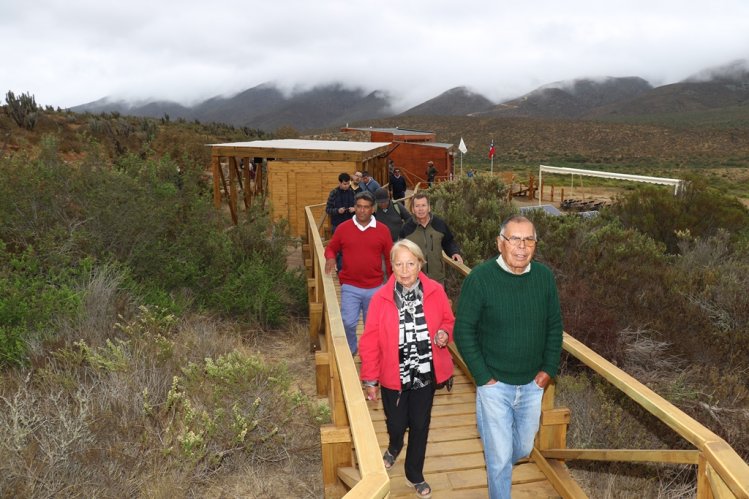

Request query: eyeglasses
[{"left": 501, "top": 234, "right": 537, "bottom": 247}]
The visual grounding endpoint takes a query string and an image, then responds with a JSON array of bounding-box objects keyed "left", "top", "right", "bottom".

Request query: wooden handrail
[
  {"left": 304, "top": 204, "right": 389, "bottom": 498},
  {"left": 443, "top": 257, "right": 749, "bottom": 498}
]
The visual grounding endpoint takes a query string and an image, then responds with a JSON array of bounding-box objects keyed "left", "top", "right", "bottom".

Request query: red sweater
[
  {"left": 324, "top": 219, "right": 393, "bottom": 288},
  {"left": 359, "top": 272, "right": 455, "bottom": 390}
]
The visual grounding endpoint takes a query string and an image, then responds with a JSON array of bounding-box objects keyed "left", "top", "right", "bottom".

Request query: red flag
[{"left": 488, "top": 140, "right": 496, "bottom": 159}]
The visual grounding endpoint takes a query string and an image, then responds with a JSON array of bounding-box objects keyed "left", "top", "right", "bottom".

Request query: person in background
[
  {"left": 453, "top": 215, "right": 563, "bottom": 499},
  {"left": 399, "top": 192, "right": 462, "bottom": 286},
  {"left": 324, "top": 191, "right": 393, "bottom": 354},
  {"left": 374, "top": 187, "right": 411, "bottom": 242},
  {"left": 360, "top": 239, "right": 454, "bottom": 499},
  {"left": 325, "top": 172, "right": 357, "bottom": 270},
  {"left": 351, "top": 171, "right": 363, "bottom": 193},
  {"left": 360, "top": 171, "right": 381, "bottom": 194},
  {"left": 390, "top": 167, "right": 408, "bottom": 200},
  {"left": 425, "top": 161, "right": 437, "bottom": 187}
]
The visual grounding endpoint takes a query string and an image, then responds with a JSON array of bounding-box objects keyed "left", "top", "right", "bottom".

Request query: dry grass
[
  {"left": 556, "top": 327, "right": 721, "bottom": 498},
  {"left": 0, "top": 266, "right": 324, "bottom": 499}
]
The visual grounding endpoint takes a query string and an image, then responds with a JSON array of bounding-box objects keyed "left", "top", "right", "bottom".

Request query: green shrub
[
  {"left": 606, "top": 175, "right": 749, "bottom": 253},
  {"left": 0, "top": 242, "right": 88, "bottom": 365},
  {"left": 428, "top": 175, "right": 514, "bottom": 265}
]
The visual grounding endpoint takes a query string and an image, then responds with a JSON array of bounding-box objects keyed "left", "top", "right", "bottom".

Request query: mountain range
[{"left": 72, "top": 59, "right": 749, "bottom": 132}]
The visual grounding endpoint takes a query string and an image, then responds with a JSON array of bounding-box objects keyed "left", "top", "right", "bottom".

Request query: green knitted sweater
[{"left": 454, "top": 257, "right": 563, "bottom": 386}]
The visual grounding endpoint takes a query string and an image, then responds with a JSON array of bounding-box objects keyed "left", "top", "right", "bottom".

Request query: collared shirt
[
  {"left": 496, "top": 254, "right": 531, "bottom": 275},
  {"left": 353, "top": 216, "right": 377, "bottom": 231}
]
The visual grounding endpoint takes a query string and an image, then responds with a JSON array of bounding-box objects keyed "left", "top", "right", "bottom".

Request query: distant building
[{"left": 341, "top": 126, "right": 455, "bottom": 188}]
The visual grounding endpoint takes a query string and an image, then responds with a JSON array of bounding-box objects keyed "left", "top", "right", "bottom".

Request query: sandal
[
  {"left": 382, "top": 449, "right": 398, "bottom": 470},
  {"left": 406, "top": 479, "right": 432, "bottom": 499}
]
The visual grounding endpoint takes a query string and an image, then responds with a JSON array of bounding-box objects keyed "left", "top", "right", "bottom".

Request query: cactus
[{"left": 4, "top": 90, "right": 39, "bottom": 130}]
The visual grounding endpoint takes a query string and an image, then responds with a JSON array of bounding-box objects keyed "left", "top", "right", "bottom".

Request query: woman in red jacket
[{"left": 360, "top": 239, "right": 455, "bottom": 499}]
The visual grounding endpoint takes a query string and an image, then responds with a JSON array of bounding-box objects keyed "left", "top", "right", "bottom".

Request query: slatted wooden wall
[{"left": 268, "top": 160, "right": 357, "bottom": 236}]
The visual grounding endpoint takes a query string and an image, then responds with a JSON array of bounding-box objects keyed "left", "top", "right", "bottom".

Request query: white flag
[{"left": 458, "top": 137, "right": 468, "bottom": 154}]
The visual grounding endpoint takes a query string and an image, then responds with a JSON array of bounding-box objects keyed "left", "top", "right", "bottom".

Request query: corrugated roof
[
  {"left": 411, "top": 141, "right": 454, "bottom": 149},
  {"left": 209, "top": 139, "right": 391, "bottom": 151},
  {"left": 347, "top": 127, "right": 433, "bottom": 136}
]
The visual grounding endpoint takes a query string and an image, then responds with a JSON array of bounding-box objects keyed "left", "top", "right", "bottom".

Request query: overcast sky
[{"left": 2, "top": 0, "right": 748, "bottom": 110}]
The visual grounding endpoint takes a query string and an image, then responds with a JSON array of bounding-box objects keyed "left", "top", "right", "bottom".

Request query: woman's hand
[
  {"left": 434, "top": 329, "right": 449, "bottom": 348},
  {"left": 365, "top": 385, "right": 378, "bottom": 401}
]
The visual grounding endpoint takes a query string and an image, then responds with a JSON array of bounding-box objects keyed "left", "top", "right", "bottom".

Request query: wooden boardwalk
[
  {"left": 341, "top": 280, "right": 563, "bottom": 498},
  {"left": 361, "top": 364, "right": 561, "bottom": 498}
]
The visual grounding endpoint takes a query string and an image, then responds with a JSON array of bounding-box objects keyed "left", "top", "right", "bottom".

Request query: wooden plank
[
  {"left": 541, "top": 448, "right": 700, "bottom": 465},
  {"left": 336, "top": 466, "right": 360, "bottom": 489},
  {"left": 542, "top": 407, "right": 571, "bottom": 426},
  {"left": 375, "top": 425, "right": 480, "bottom": 447},
  {"left": 321, "top": 424, "right": 352, "bottom": 444},
  {"left": 371, "top": 412, "right": 477, "bottom": 433},
  {"left": 384, "top": 452, "right": 487, "bottom": 476},
  {"left": 531, "top": 448, "right": 588, "bottom": 499},
  {"left": 705, "top": 462, "right": 735, "bottom": 499},
  {"left": 368, "top": 401, "right": 477, "bottom": 421}
]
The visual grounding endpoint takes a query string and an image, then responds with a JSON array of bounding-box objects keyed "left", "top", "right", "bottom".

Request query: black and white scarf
[{"left": 394, "top": 280, "right": 433, "bottom": 391}]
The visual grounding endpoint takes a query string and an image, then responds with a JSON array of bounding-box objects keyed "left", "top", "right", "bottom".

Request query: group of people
[{"left": 323, "top": 166, "right": 564, "bottom": 499}]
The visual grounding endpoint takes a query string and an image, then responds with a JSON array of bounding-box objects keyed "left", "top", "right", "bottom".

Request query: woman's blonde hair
[{"left": 390, "top": 239, "right": 426, "bottom": 266}]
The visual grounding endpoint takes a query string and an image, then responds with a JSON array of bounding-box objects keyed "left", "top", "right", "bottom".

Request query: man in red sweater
[{"left": 325, "top": 191, "right": 393, "bottom": 354}]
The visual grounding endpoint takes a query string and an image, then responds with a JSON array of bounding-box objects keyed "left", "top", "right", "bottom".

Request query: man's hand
[
  {"left": 534, "top": 371, "right": 551, "bottom": 389},
  {"left": 325, "top": 258, "right": 336, "bottom": 275},
  {"left": 484, "top": 378, "right": 497, "bottom": 386},
  {"left": 451, "top": 254, "right": 464, "bottom": 264}
]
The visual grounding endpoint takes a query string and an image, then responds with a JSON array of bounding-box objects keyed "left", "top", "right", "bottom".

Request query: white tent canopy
[{"left": 538, "top": 165, "right": 684, "bottom": 203}]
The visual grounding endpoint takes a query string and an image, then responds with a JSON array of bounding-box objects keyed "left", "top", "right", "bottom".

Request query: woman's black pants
[{"left": 381, "top": 384, "right": 436, "bottom": 483}]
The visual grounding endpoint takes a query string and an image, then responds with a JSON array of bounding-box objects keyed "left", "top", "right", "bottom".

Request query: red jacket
[{"left": 359, "top": 272, "right": 455, "bottom": 390}]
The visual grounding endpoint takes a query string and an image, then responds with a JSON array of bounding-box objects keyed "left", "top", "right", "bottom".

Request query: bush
[
  {"left": 607, "top": 175, "right": 749, "bottom": 254},
  {"left": 428, "top": 175, "right": 514, "bottom": 265},
  {"left": 0, "top": 136, "right": 305, "bottom": 364}
]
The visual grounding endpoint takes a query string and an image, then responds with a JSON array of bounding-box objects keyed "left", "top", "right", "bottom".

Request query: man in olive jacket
[{"left": 399, "top": 192, "right": 462, "bottom": 285}]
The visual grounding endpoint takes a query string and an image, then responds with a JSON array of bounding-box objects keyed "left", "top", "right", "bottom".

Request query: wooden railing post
[
  {"left": 696, "top": 453, "right": 714, "bottom": 499},
  {"left": 537, "top": 381, "right": 571, "bottom": 452},
  {"left": 321, "top": 424, "right": 353, "bottom": 497}
]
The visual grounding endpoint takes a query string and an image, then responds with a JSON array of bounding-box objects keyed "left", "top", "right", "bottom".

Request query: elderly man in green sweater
[{"left": 454, "top": 215, "right": 563, "bottom": 499}]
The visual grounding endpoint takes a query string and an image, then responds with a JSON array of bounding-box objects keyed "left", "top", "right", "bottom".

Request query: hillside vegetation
[{"left": 1, "top": 103, "right": 322, "bottom": 497}]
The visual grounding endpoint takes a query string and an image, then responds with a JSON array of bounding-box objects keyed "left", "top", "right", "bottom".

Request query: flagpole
[
  {"left": 458, "top": 137, "right": 467, "bottom": 177},
  {"left": 489, "top": 138, "right": 495, "bottom": 175}
]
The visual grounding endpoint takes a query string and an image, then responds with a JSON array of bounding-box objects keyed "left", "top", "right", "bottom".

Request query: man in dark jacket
[
  {"left": 399, "top": 192, "right": 463, "bottom": 285},
  {"left": 389, "top": 167, "right": 408, "bottom": 200},
  {"left": 326, "top": 173, "right": 356, "bottom": 231},
  {"left": 426, "top": 161, "right": 437, "bottom": 187},
  {"left": 325, "top": 173, "right": 356, "bottom": 270},
  {"left": 373, "top": 187, "right": 411, "bottom": 242}
]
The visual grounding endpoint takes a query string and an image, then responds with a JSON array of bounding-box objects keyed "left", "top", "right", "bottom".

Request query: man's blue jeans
[
  {"left": 340, "top": 284, "right": 381, "bottom": 354},
  {"left": 476, "top": 379, "right": 544, "bottom": 499}
]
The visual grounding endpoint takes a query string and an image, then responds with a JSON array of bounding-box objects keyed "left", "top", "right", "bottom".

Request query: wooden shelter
[{"left": 208, "top": 139, "right": 391, "bottom": 236}]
